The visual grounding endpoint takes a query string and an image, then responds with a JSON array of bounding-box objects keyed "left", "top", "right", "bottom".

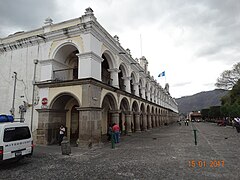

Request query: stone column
[
  {"left": 147, "top": 113, "right": 152, "bottom": 129},
  {"left": 110, "top": 110, "right": 121, "bottom": 124},
  {"left": 108, "top": 68, "right": 120, "bottom": 88},
  {"left": 146, "top": 90, "right": 151, "bottom": 101},
  {"left": 77, "top": 52, "right": 103, "bottom": 81},
  {"left": 78, "top": 107, "right": 102, "bottom": 146},
  {"left": 140, "top": 87, "right": 146, "bottom": 99},
  {"left": 122, "top": 76, "right": 131, "bottom": 93},
  {"left": 157, "top": 115, "right": 160, "bottom": 127},
  {"left": 142, "top": 113, "right": 147, "bottom": 131},
  {"left": 151, "top": 93, "right": 154, "bottom": 102},
  {"left": 125, "top": 112, "right": 133, "bottom": 133},
  {"left": 134, "top": 112, "right": 141, "bottom": 132},
  {"left": 133, "top": 83, "right": 139, "bottom": 96},
  {"left": 152, "top": 114, "right": 155, "bottom": 128}
]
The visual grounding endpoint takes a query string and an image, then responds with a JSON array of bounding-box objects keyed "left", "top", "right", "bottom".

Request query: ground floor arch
[{"left": 37, "top": 93, "right": 80, "bottom": 145}]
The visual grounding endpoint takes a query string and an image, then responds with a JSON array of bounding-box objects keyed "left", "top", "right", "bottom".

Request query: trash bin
[{"left": 61, "top": 136, "right": 71, "bottom": 155}]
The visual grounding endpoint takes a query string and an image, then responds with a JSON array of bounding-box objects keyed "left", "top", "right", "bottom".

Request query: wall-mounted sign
[{"left": 41, "top": 97, "right": 48, "bottom": 105}]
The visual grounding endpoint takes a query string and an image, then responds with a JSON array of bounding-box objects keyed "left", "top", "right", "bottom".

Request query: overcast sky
[{"left": 1, "top": 0, "right": 240, "bottom": 98}]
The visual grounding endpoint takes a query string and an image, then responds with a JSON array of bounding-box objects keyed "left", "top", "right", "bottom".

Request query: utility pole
[
  {"left": 11, "top": 72, "right": 17, "bottom": 117},
  {"left": 30, "top": 59, "right": 38, "bottom": 131}
]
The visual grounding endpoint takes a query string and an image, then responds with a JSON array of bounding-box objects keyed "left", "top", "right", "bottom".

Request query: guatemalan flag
[{"left": 158, "top": 71, "right": 165, "bottom": 77}]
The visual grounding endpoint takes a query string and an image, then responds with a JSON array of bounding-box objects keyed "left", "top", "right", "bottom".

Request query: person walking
[
  {"left": 59, "top": 124, "right": 66, "bottom": 145},
  {"left": 112, "top": 123, "right": 120, "bottom": 143}
]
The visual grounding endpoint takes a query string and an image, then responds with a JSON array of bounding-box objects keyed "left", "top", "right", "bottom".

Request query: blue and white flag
[{"left": 158, "top": 71, "right": 165, "bottom": 77}]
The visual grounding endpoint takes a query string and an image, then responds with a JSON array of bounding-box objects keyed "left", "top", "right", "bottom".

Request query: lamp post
[
  {"left": 30, "top": 59, "right": 38, "bottom": 131},
  {"left": 10, "top": 72, "right": 17, "bottom": 117}
]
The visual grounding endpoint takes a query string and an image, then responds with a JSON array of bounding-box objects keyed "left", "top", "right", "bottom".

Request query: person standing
[
  {"left": 112, "top": 123, "right": 120, "bottom": 143},
  {"left": 59, "top": 124, "right": 66, "bottom": 145},
  {"left": 107, "top": 125, "right": 113, "bottom": 141}
]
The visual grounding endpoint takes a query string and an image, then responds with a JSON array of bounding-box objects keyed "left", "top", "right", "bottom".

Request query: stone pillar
[
  {"left": 36, "top": 109, "right": 67, "bottom": 145},
  {"left": 125, "top": 112, "right": 133, "bottom": 133},
  {"left": 134, "top": 113, "right": 141, "bottom": 132},
  {"left": 146, "top": 90, "right": 151, "bottom": 101},
  {"left": 152, "top": 114, "right": 155, "bottom": 128},
  {"left": 78, "top": 107, "right": 102, "bottom": 146},
  {"left": 77, "top": 52, "right": 103, "bottom": 81},
  {"left": 151, "top": 93, "right": 154, "bottom": 102},
  {"left": 110, "top": 110, "right": 121, "bottom": 124},
  {"left": 142, "top": 113, "right": 147, "bottom": 131},
  {"left": 147, "top": 113, "right": 152, "bottom": 129},
  {"left": 108, "top": 68, "right": 120, "bottom": 88},
  {"left": 122, "top": 76, "right": 131, "bottom": 93},
  {"left": 155, "top": 115, "right": 158, "bottom": 127},
  {"left": 140, "top": 87, "right": 146, "bottom": 99},
  {"left": 157, "top": 115, "right": 160, "bottom": 127},
  {"left": 133, "top": 83, "right": 139, "bottom": 96}
]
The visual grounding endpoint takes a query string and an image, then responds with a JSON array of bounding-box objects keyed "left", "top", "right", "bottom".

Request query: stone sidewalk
[{"left": 0, "top": 122, "right": 239, "bottom": 180}]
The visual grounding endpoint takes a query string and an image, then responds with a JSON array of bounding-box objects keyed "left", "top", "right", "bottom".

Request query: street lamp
[{"left": 30, "top": 59, "right": 38, "bottom": 131}]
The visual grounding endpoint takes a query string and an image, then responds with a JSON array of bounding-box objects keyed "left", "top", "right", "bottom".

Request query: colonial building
[{"left": 0, "top": 8, "right": 178, "bottom": 146}]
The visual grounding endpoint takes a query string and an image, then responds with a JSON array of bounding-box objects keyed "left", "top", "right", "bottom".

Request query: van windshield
[{"left": 3, "top": 126, "right": 31, "bottom": 142}]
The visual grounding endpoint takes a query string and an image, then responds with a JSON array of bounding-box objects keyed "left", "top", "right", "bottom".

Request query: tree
[
  {"left": 215, "top": 62, "right": 240, "bottom": 90},
  {"left": 201, "top": 108, "right": 209, "bottom": 120},
  {"left": 209, "top": 106, "right": 222, "bottom": 119}
]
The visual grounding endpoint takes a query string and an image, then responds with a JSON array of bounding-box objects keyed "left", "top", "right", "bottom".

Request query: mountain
[{"left": 176, "top": 89, "right": 228, "bottom": 115}]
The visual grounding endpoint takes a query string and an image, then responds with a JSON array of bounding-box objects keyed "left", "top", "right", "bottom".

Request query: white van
[{"left": 0, "top": 122, "right": 33, "bottom": 162}]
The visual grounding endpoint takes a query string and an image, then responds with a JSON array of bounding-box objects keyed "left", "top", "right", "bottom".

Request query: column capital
[
  {"left": 76, "top": 52, "right": 103, "bottom": 63},
  {"left": 121, "top": 76, "right": 131, "bottom": 80},
  {"left": 109, "top": 110, "right": 121, "bottom": 114},
  {"left": 124, "top": 111, "right": 133, "bottom": 115},
  {"left": 108, "top": 68, "right": 120, "bottom": 73},
  {"left": 132, "top": 82, "right": 140, "bottom": 86}
]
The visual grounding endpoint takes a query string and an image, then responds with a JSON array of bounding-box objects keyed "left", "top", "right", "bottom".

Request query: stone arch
[
  {"left": 52, "top": 43, "right": 80, "bottom": 80},
  {"left": 101, "top": 51, "right": 116, "bottom": 85},
  {"left": 146, "top": 82, "right": 150, "bottom": 100},
  {"left": 118, "top": 62, "right": 130, "bottom": 91},
  {"left": 101, "top": 50, "right": 116, "bottom": 69},
  {"left": 130, "top": 71, "right": 138, "bottom": 94},
  {"left": 139, "top": 78, "right": 144, "bottom": 98},
  {"left": 46, "top": 92, "right": 81, "bottom": 145},
  {"left": 131, "top": 100, "right": 140, "bottom": 132},
  {"left": 119, "top": 97, "right": 130, "bottom": 111},
  {"left": 146, "top": 105, "right": 151, "bottom": 129},
  {"left": 119, "top": 97, "right": 130, "bottom": 133},
  {"left": 140, "top": 103, "right": 146, "bottom": 131},
  {"left": 101, "top": 93, "right": 118, "bottom": 137}
]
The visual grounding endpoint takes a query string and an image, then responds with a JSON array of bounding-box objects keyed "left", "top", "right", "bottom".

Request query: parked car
[{"left": 0, "top": 115, "right": 34, "bottom": 163}]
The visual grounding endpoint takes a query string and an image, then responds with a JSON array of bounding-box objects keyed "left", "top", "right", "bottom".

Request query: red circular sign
[{"left": 41, "top": 98, "right": 48, "bottom": 105}]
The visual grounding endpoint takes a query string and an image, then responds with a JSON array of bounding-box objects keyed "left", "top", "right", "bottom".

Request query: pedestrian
[
  {"left": 178, "top": 120, "right": 181, "bottom": 126},
  {"left": 107, "top": 125, "right": 113, "bottom": 141},
  {"left": 234, "top": 118, "right": 240, "bottom": 133},
  {"left": 112, "top": 123, "right": 120, "bottom": 143},
  {"left": 59, "top": 124, "right": 66, "bottom": 145},
  {"left": 232, "top": 119, "right": 235, "bottom": 129}
]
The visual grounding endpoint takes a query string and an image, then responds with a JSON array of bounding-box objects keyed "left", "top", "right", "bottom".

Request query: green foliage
[
  {"left": 201, "top": 108, "right": 209, "bottom": 119},
  {"left": 220, "top": 79, "right": 240, "bottom": 118},
  {"left": 209, "top": 106, "right": 221, "bottom": 119}
]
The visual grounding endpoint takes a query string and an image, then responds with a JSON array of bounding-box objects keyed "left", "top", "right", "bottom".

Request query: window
[{"left": 3, "top": 127, "right": 31, "bottom": 142}]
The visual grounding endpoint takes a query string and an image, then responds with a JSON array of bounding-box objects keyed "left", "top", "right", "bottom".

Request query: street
[{"left": 0, "top": 122, "right": 239, "bottom": 180}]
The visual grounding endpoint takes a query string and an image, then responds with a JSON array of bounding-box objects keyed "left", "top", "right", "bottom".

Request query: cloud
[{"left": 0, "top": 0, "right": 58, "bottom": 37}]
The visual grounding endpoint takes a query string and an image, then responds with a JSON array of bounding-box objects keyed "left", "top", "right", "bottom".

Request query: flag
[{"left": 158, "top": 71, "right": 165, "bottom": 77}]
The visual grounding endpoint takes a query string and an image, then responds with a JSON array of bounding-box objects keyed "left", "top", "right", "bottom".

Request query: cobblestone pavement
[{"left": 0, "top": 122, "right": 240, "bottom": 180}]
